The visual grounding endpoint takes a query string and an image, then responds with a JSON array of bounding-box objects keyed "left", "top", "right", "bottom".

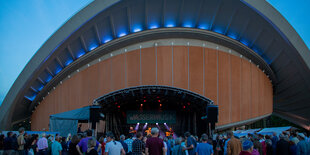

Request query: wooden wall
[{"left": 31, "top": 46, "right": 273, "bottom": 130}]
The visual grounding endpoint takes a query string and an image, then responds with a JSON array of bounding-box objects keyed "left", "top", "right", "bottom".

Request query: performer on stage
[
  {"left": 145, "top": 127, "right": 152, "bottom": 136},
  {"left": 165, "top": 128, "right": 174, "bottom": 137},
  {"left": 129, "top": 126, "right": 136, "bottom": 137}
]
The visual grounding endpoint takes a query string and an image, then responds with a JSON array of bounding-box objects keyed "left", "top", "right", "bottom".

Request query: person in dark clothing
[
  {"left": 183, "top": 132, "right": 197, "bottom": 155},
  {"left": 78, "top": 124, "right": 82, "bottom": 133},
  {"left": 12, "top": 134, "right": 19, "bottom": 151},
  {"left": 264, "top": 135, "right": 273, "bottom": 155},
  {"left": 69, "top": 135, "right": 80, "bottom": 155},
  {"left": 86, "top": 138, "right": 98, "bottom": 155},
  {"left": 61, "top": 137, "right": 69, "bottom": 155},
  {"left": 132, "top": 132, "right": 145, "bottom": 155},
  {"left": 4, "top": 132, "right": 15, "bottom": 155},
  {"left": 145, "top": 128, "right": 165, "bottom": 155},
  {"left": 119, "top": 135, "right": 128, "bottom": 153},
  {"left": 276, "top": 134, "right": 290, "bottom": 155},
  {"left": 271, "top": 133, "right": 278, "bottom": 155},
  {"left": 0, "top": 134, "right": 4, "bottom": 150},
  {"left": 29, "top": 134, "right": 39, "bottom": 155}
]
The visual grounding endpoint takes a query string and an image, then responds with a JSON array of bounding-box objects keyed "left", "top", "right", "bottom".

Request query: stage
[{"left": 93, "top": 85, "right": 218, "bottom": 138}]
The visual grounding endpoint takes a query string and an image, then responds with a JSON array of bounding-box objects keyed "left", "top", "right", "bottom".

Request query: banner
[{"left": 127, "top": 111, "right": 176, "bottom": 124}]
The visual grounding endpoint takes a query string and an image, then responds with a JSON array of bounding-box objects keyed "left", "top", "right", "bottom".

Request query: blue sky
[{"left": 0, "top": 0, "right": 309, "bottom": 105}]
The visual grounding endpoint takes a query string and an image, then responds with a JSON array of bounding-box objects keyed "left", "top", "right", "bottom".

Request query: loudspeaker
[
  {"left": 90, "top": 106, "right": 101, "bottom": 123},
  {"left": 207, "top": 105, "right": 218, "bottom": 123}
]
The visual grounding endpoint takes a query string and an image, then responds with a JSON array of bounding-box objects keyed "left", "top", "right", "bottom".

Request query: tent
[
  {"left": 234, "top": 128, "right": 262, "bottom": 138},
  {"left": 49, "top": 106, "right": 100, "bottom": 136},
  {"left": 256, "top": 126, "right": 294, "bottom": 136}
]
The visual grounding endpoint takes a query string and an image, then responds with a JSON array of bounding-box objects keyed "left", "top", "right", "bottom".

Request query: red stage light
[
  {"left": 157, "top": 96, "right": 160, "bottom": 98},
  {"left": 160, "top": 104, "right": 162, "bottom": 107},
  {"left": 115, "top": 102, "right": 118, "bottom": 105},
  {"left": 117, "top": 105, "right": 120, "bottom": 108},
  {"left": 158, "top": 100, "right": 161, "bottom": 103},
  {"left": 187, "top": 102, "right": 190, "bottom": 105},
  {"left": 143, "top": 100, "right": 146, "bottom": 102},
  {"left": 140, "top": 104, "right": 143, "bottom": 107},
  {"left": 183, "top": 106, "right": 186, "bottom": 109}
]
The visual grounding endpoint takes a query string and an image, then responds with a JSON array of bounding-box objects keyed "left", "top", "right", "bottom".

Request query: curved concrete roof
[{"left": 1, "top": 0, "right": 310, "bottom": 130}]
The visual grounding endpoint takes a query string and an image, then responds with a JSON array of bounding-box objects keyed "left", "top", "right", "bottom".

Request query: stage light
[
  {"left": 137, "top": 122, "right": 140, "bottom": 125},
  {"left": 118, "top": 33, "right": 127, "bottom": 37},
  {"left": 183, "top": 106, "right": 186, "bottom": 109},
  {"left": 146, "top": 123, "right": 148, "bottom": 125},
  {"left": 156, "top": 123, "right": 158, "bottom": 125},
  {"left": 187, "top": 102, "right": 190, "bottom": 105},
  {"left": 143, "top": 100, "right": 146, "bottom": 103},
  {"left": 157, "top": 96, "right": 160, "bottom": 98},
  {"left": 198, "top": 25, "right": 208, "bottom": 30},
  {"left": 133, "top": 28, "right": 142, "bottom": 32},
  {"left": 117, "top": 105, "right": 120, "bottom": 108},
  {"left": 115, "top": 102, "right": 118, "bottom": 105},
  {"left": 160, "top": 104, "right": 162, "bottom": 107},
  {"left": 141, "top": 104, "right": 143, "bottom": 107},
  {"left": 104, "top": 38, "right": 112, "bottom": 43},
  {"left": 164, "top": 123, "right": 166, "bottom": 125},
  {"left": 158, "top": 100, "right": 161, "bottom": 103}
]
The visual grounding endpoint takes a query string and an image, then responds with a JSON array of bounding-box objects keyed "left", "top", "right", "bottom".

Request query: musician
[
  {"left": 145, "top": 127, "right": 152, "bottom": 136},
  {"left": 129, "top": 127, "right": 136, "bottom": 137}
]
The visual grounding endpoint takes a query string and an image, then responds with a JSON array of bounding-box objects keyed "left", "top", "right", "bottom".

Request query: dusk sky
[{"left": 0, "top": 0, "right": 309, "bottom": 105}]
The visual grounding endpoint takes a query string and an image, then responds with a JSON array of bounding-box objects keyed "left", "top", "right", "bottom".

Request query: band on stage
[{"left": 128, "top": 126, "right": 174, "bottom": 137}]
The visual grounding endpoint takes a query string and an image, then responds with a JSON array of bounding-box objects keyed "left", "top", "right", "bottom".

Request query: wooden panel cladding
[{"left": 31, "top": 46, "right": 273, "bottom": 131}]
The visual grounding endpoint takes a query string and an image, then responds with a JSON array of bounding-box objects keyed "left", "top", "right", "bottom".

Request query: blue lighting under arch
[
  {"left": 25, "top": 95, "right": 36, "bottom": 101},
  {"left": 65, "top": 59, "right": 73, "bottom": 66},
  {"left": 89, "top": 43, "right": 99, "bottom": 51},
  {"left": 77, "top": 50, "right": 86, "bottom": 58},
  {"left": 45, "top": 75, "right": 53, "bottom": 83}
]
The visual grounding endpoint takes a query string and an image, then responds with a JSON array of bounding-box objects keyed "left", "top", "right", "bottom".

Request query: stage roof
[{"left": 0, "top": 0, "right": 310, "bottom": 130}]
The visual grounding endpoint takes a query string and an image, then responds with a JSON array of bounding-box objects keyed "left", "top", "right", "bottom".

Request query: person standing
[
  {"left": 120, "top": 135, "right": 128, "bottom": 153},
  {"left": 271, "top": 133, "right": 278, "bottom": 155},
  {"left": 296, "top": 133, "right": 309, "bottom": 155},
  {"left": 77, "top": 130, "right": 101, "bottom": 155},
  {"left": 37, "top": 133, "right": 49, "bottom": 155},
  {"left": 276, "top": 134, "right": 289, "bottom": 155},
  {"left": 3, "top": 132, "right": 15, "bottom": 155},
  {"left": 183, "top": 132, "right": 196, "bottom": 155},
  {"left": 124, "top": 135, "right": 134, "bottom": 155},
  {"left": 239, "top": 140, "right": 253, "bottom": 155},
  {"left": 195, "top": 134, "right": 213, "bottom": 155},
  {"left": 78, "top": 124, "right": 82, "bottom": 134},
  {"left": 171, "top": 138, "right": 185, "bottom": 155},
  {"left": 87, "top": 138, "right": 99, "bottom": 155},
  {"left": 17, "top": 127, "right": 26, "bottom": 155},
  {"left": 68, "top": 135, "right": 80, "bottom": 155},
  {"left": 145, "top": 127, "right": 165, "bottom": 155},
  {"left": 104, "top": 132, "right": 125, "bottom": 155},
  {"left": 132, "top": 132, "right": 145, "bottom": 155},
  {"left": 226, "top": 131, "right": 241, "bottom": 155},
  {"left": 52, "top": 136, "right": 63, "bottom": 155}
]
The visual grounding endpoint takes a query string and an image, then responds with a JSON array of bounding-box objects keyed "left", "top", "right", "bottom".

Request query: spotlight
[
  {"left": 100, "top": 113, "right": 105, "bottom": 118},
  {"left": 160, "top": 104, "right": 162, "bottom": 107},
  {"left": 164, "top": 123, "right": 166, "bottom": 125},
  {"left": 117, "top": 105, "right": 120, "bottom": 108},
  {"left": 156, "top": 123, "right": 158, "bottom": 125},
  {"left": 183, "top": 106, "right": 186, "bottom": 109},
  {"left": 137, "top": 122, "right": 140, "bottom": 125},
  {"left": 143, "top": 100, "right": 146, "bottom": 102},
  {"left": 158, "top": 100, "right": 161, "bottom": 103},
  {"left": 141, "top": 104, "right": 143, "bottom": 107}
]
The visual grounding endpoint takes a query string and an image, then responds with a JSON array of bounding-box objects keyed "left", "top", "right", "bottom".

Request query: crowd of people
[{"left": 0, "top": 127, "right": 309, "bottom": 155}]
